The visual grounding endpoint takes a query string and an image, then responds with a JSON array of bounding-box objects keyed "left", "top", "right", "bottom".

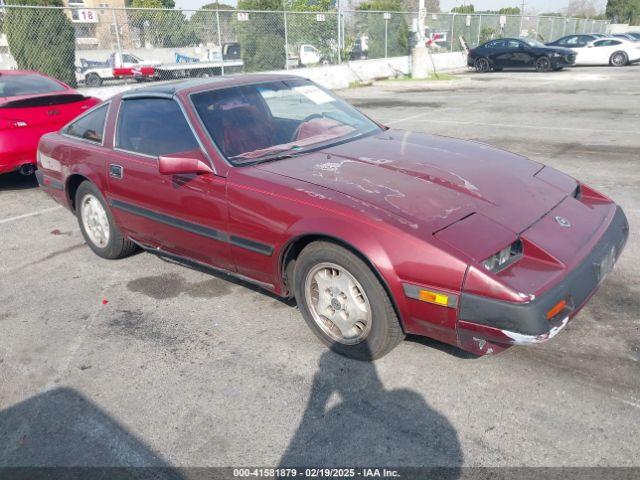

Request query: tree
[
  {"left": 357, "top": 0, "right": 409, "bottom": 58},
  {"left": 4, "top": 0, "right": 77, "bottom": 86},
  {"left": 190, "top": 2, "right": 236, "bottom": 45},
  {"left": 236, "top": 0, "right": 286, "bottom": 71},
  {"left": 128, "top": 0, "right": 201, "bottom": 48},
  {"left": 606, "top": 0, "right": 640, "bottom": 23},
  {"left": 125, "top": 0, "right": 174, "bottom": 8},
  {"left": 498, "top": 7, "right": 520, "bottom": 14},
  {"left": 286, "top": 0, "right": 338, "bottom": 62},
  {"left": 567, "top": 0, "right": 600, "bottom": 17},
  {"left": 450, "top": 5, "right": 474, "bottom": 14}
]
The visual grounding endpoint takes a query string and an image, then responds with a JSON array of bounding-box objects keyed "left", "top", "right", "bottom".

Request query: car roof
[{"left": 120, "top": 73, "right": 305, "bottom": 100}]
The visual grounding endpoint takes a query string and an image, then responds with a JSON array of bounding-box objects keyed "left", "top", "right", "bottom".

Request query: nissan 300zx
[{"left": 36, "top": 75, "right": 629, "bottom": 359}]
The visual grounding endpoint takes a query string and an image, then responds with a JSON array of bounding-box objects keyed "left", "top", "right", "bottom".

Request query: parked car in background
[
  {"left": 77, "top": 44, "right": 243, "bottom": 87},
  {"left": 468, "top": 38, "right": 576, "bottom": 72},
  {"left": 573, "top": 38, "right": 640, "bottom": 66},
  {"left": 627, "top": 32, "right": 640, "bottom": 41},
  {"left": 547, "top": 34, "right": 606, "bottom": 48},
  {"left": 36, "top": 75, "right": 628, "bottom": 359},
  {"left": 0, "top": 70, "right": 100, "bottom": 176},
  {"left": 287, "top": 44, "right": 330, "bottom": 68},
  {"left": 612, "top": 33, "right": 639, "bottom": 42}
]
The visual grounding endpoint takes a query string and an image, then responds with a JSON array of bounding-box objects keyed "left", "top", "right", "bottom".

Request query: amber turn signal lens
[
  {"left": 418, "top": 289, "right": 449, "bottom": 306},
  {"left": 546, "top": 300, "right": 567, "bottom": 320}
]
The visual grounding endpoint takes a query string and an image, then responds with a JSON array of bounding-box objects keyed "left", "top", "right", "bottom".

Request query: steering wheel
[{"left": 291, "top": 113, "right": 325, "bottom": 142}]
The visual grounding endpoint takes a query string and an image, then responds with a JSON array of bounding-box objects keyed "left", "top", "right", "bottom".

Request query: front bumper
[
  {"left": 551, "top": 53, "right": 576, "bottom": 67},
  {"left": 458, "top": 206, "right": 629, "bottom": 346}
]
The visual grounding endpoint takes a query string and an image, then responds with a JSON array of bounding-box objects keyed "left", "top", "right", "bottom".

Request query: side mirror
[{"left": 158, "top": 149, "right": 213, "bottom": 175}]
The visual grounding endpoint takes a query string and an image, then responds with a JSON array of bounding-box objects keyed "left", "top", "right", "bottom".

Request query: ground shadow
[
  {"left": 279, "top": 347, "right": 463, "bottom": 475},
  {"left": 0, "top": 387, "right": 182, "bottom": 478},
  {"left": 0, "top": 171, "right": 38, "bottom": 191},
  {"left": 153, "top": 250, "right": 296, "bottom": 306},
  {"left": 405, "top": 335, "right": 479, "bottom": 360}
]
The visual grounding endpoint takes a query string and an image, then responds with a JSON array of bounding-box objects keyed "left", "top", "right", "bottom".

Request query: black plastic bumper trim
[{"left": 459, "top": 206, "right": 629, "bottom": 336}]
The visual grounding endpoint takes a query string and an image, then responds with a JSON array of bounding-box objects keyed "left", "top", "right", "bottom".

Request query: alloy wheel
[
  {"left": 475, "top": 58, "right": 490, "bottom": 73},
  {"left": 304, "top": 262, "right": 372, "bottom": 345},
  {"left": 611, "top": 52, "right": 627, "bottom": 66},
  {"left": 80, "top": 194, "right": 110, "bottom": 248},
  {"left": 536, "top": 57, "right": 551, "bottom": 72}
]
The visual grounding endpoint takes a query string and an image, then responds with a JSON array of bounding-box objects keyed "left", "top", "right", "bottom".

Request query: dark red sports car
[
  {"left": 0, "top": 70, "right": 100, "bottom": 176},
  {"left": 36, "top": 75, "right": 628, "bottom": 359}
]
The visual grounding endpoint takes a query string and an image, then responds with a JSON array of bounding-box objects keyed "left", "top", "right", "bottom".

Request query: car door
[
  {"left": 487, "top": 40, "right": 511, "bottom": 68},
  {"left": 104, "top": 95, "right": 233, "bottom": 270},
  {"left": 508, "top": 40, "right": 534, "bottom": 68},
  {"left": 585, "top": 40, "right": 619, "bottom": 65}
]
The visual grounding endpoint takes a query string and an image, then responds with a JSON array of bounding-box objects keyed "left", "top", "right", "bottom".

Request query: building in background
[{"left": 63, "top": 0, "right": 133, "bottom": 50}]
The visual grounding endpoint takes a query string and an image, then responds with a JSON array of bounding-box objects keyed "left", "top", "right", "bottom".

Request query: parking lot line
[{"left": 0, "top": 206, "right": 63, "bottom": 225}]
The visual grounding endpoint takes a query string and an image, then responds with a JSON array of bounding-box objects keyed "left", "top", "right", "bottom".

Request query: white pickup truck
[
  {"left": 77, "top": 43, "right": 243, "bottom": 87},
  {"left": 287, "top": 44, "right": 330, "bottom": 68}
]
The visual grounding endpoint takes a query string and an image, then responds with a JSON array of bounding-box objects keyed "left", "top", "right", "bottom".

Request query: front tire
[
  {"left": 75, "top": 181, "right": 137, "bottom": 259},
  {"left": 535, "top": 56, "right": 551, "bottom": 72},
  {"left": 293, "top": 241, "right": 404, "bottom": 360},
  {"left": 474, "top": 57, "right": 491, "bottom": 73},
  {"left": 610, "top": 51, "right": 628, "bottom": 67}
]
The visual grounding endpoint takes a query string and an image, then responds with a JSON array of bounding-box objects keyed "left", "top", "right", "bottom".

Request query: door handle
[{"left": 109, "top": 164, "right": 123, "bottom": 179}]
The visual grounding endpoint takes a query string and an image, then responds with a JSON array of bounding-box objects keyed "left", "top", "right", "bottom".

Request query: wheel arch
[
  {"left": 66, "top": 174, "right": 91, "bottom": 212},
  {"left": 279, "top": 233, "right": 406, "bottom": 332}
]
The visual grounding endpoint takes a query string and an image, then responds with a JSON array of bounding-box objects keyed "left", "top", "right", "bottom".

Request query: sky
[{"left": 174, "top": 0, "right": 607, "bottom": 13}]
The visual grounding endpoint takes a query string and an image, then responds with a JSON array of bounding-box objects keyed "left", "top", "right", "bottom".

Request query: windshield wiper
[{"left": 243, "top": 151, "right": 303, "bottom": 166}]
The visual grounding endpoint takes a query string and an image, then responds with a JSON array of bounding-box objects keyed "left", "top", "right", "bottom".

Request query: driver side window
[{"left": 116, "top": 98, "right": 199, "bottom": 157}]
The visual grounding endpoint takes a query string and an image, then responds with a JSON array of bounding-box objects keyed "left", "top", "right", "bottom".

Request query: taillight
[{"left": 0, "top": 118, "right": 28, "bottom": 130}]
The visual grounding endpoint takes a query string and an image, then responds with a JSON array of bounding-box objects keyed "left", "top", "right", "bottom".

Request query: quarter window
[
  {"left": 595, "top": 40, "right": 622, "bottom": 47},
  {"left": 115, "top": 98, "right": 200, "bottom": 157},
  {"left": 64, "top": 103, "right": 108, "bottom": 144}
]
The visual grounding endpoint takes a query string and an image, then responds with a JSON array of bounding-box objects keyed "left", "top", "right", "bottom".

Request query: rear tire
[
  {"left": 75, "top": 181, "right": 137, "bottom": 260},
  {"left": 293, "top": 241, "right": 404, "bottom": 360},
  {"left": 610, "top": 51, "right": 628, "bottom": 67},
  {"left": 474, "top": 57, "right": 491, "bottom": 73}
]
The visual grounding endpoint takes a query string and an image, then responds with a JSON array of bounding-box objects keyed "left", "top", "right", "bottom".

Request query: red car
[
  {"left": 0, "top": 70, "right": 100, "bottom": 176},
  {"left": 36, "top": 75, "right": 628, "bottom": 359}
]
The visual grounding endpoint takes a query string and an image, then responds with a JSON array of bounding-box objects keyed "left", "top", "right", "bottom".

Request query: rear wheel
[
  {"left": 474, "top": 57, "right": 491, "bottom": 73},
  {"left": 293, "top": 241, "right": 404, "bottom": 360},
  {"left": 610, "top": 51, "right": 628, "bottom": 67},
  {"left": 76, "top": 181, "right": 137, "bottom": 259},
  {"left": 535, "top": 56, "right": 551, "bottom": 72}
]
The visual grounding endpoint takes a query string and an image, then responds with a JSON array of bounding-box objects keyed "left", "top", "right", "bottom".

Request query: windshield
[
  {"left": 191, "top": 79, "right": 382, "bottom": 164},
  {"left": 0, "top": 74, "right": 66, "bottom": 98},
  {"left": 522, "top": 39, "right": 546, "bottom": 48}
]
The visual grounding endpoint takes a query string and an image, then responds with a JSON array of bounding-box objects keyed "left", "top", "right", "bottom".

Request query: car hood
[{"left": 256, "top": 130, "right": 572, "bottom": 234}]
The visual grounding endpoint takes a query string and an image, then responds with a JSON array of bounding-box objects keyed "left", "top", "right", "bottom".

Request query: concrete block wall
[{"left": 80, "top": 51, "right": 468, "bottom": 99}]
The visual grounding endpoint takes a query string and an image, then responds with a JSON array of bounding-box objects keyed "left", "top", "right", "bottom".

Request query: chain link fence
[{"left": 0, "top": 4, "right": 610, "bottom": 88}]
